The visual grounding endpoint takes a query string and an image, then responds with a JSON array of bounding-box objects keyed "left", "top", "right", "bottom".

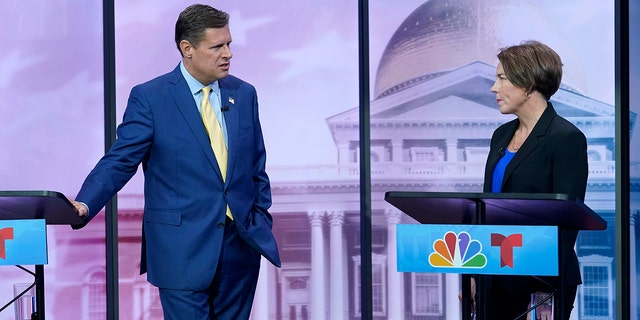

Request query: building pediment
[
  {"left": 384, "top": 95, "right": 498, "bottom": 121},
  {"left": 327, "top": 61, "right": 616, "bottom": 128}
]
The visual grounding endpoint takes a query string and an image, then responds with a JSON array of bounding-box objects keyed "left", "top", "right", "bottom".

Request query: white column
[
  {"left": 337, "top": 143, "right": 350, "bottom": 164},
  {"left": 445, "top": 274, "right": 461, "bottom": 320},
  {"left": 446, "top": 138, "right": 458, "bottom": 162},
  {"left": 391, "top": 139, "right": 403, "bottom": 163},
  {"left": 328, "top": 210, "right": 346, "bottom": 320},
  {"left": 385, "top": 208, "right": 404, "bottom": 319},
  {"left": 251, "top": 258, "right": 271, "bottom": 320},
  {"left": 308, "top": 211, "right": 326, "bottom": 320}
]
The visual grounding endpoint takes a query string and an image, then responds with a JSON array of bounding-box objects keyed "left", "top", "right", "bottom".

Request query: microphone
[
  {"left": 498, "top": 147, "right": 505, "bottom": 157},
  {"left": 221, "top": 106, "right": 230, "bottom": 112}
]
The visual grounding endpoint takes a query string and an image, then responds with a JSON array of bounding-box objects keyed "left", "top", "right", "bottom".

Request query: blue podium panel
[
  {"left": 397, "top": 224, "right": 558, "bottom": 276},
  {"left": 0, "top": 219, "right": 47, "bottom": 266}
]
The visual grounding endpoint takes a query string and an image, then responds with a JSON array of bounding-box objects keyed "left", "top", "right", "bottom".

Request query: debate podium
[
  {"left": 0, "top": 190, "right": 84, "bottom": 320},
  {"left": 385, "top": 191, "right": 607, "bottom": 320}
]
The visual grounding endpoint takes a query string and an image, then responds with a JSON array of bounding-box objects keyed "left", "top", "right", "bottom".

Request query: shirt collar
[{"left": 180, "top": 61, "right": 220, "bottom": 96}]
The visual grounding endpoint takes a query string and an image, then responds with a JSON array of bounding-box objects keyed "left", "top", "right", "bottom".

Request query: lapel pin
[{"left": 228, "top": 97, "right": 235, "bottom": 104}]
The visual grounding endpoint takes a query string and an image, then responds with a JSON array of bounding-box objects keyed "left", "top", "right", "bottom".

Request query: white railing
[{"left": 268, "top": 161, "right": 633, "bottom": 183}]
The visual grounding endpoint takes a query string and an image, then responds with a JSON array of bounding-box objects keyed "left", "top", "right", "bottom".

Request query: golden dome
[{"left": 374, "top": 0, "right": 563, "bottom": 99}]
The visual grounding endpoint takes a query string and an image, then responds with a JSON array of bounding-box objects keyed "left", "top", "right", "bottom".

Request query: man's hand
[{"left": 70, "top": 200, "right": 89, "bottom": 217}]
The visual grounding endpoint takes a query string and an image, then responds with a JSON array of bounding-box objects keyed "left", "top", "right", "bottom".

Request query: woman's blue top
[{"left": 491, "top": 149, "right": 516, "bottom": 192}]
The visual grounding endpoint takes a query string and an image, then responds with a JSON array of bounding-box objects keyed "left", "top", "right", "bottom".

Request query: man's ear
[{"left": 180, "top": 40, "right": 192, "bottom": 58}]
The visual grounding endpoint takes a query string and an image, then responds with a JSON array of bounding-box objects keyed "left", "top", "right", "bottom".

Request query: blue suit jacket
[
  {"left": 483, "top": 103, "right": 588, "bottom": 286},
  {"left": 75, "top": 65, "right": 281, "bottom": 290}
]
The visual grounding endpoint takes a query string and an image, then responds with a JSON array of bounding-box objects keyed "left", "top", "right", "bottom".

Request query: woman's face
[{"left": 490, "top": 62, "right": 528, "bottom": 114}]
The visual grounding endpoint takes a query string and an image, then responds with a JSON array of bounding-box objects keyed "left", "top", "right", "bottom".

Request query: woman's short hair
[{"left": 497, "top": 40, "right": 563, "bottom": 100}]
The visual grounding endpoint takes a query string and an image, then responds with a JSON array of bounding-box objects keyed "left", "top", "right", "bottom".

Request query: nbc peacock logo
[{"left": 429, "top": 231, "right": 487, "bottom": 268}]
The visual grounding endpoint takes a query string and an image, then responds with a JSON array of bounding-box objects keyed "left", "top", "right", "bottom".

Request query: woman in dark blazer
[{"left": 482, "top": 40, "right": 588, "bottom": 319}]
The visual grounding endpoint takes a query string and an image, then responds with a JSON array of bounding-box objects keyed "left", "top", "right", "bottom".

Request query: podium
[
  {"left": 0, "top": 190, "right": 84, "bottom": 320},
  {"left": 385, "top": 191, "right": 607, "bottom": 320}
]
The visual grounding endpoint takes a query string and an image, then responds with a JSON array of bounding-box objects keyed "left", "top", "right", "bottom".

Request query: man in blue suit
[{"left": 71, "top": 4, "right": 280, "bottom": 319}]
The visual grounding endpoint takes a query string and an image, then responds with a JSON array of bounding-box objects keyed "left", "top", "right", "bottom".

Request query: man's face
[{"left": 182, "top": 25, "right": 233, "bottom": 84}]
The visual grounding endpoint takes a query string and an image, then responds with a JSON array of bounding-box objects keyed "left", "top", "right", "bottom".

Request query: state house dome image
[{"left": 374, "top": 0, "right": 572, "bottom": 99}]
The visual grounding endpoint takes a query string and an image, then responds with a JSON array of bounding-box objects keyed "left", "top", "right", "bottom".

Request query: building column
[
  {"left": 337, "top": 142, "right": 350, "bottom": 164},
  {"left": 328, "top": 210, "right": 346, "bottom": 320},
  {"left": 446, "top": 138, "right": 458, "bottom": 162},
  {"left": 308, "top": 211, "right": 326, "bottom": 320},
  {"left": 391, "top": 139, "right": 403, "bottom": 162},
  {"left": 445, "top": 274, "right": 461, "bottom": 320},
  {"left": 385, "top": 208, "right": 404, "bottom": 319},
  {"left": 251, "top": 258, "right": 272, "bottom": 320}
]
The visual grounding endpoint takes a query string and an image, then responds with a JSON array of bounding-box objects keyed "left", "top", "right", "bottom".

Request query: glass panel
[
  {"left": 629, "top": 0, "right": 640, "bottom": 318},
  {"left": 114, "top": 1, "right": 358, "bottom": 319},
  {"left": 369, "top": 1, "right": 615, "bottom": 319},
  {"left": 0, "top": 1, "right": 104, "bottom": 320}
]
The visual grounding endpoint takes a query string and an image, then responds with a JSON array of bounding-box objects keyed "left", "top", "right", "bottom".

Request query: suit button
[
  {"left": 224, "top": 190, "right": 229, "bottom": 195},
  {"left": 218, "top": 222, "right": 225, "bottom": 229}
]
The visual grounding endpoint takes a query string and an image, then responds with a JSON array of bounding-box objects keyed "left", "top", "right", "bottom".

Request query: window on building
[
  {"left": 353, "top": 254, "right": 387, "bottom": 317},
  {"left": 372, "top": 263, "right": 386, "bottom": 315},
  {"left": 578, "top": 229, "right": 612, "bottom": 250},
  {"left": 287, "top": 304, "right": 309, "bottom": 320},
  {"left": 354, "top": 145, "right": 391, "bottom": 162},
  {"left": 86, "top": 271, "right": 106, "bottom": 320},
  {"left": 141, "top": 283, "right": 163, "bottom": 319},
  {"left": 289, "top": 305, "right": 297, "bottom": 320},
  {"left": 586, "top": 145, "right": 611, "bottom": 161},
  {"left": 281, "top": 228, "right": 311, "bottom": 263},
  {"left": 288, "top": 277, "right": 308, "bottom": 290},
  {"left": 580, "top": 263, "right": 613, "bottom": 318},
  {"left": 352, "top": 226, "right": 387, "bottom": 252},
  {"left": 410, "top": 147, "right": 444, "bottom": 162},
  {"left": 411, "top": 273, "right": 443, "bottom": 316},
  {"left": 281, "top": 269, "right": 310, "bottom": 319}
]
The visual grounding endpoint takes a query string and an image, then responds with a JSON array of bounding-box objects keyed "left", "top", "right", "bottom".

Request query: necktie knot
[{"left": 202, "top": 86, "right": 211, "bottom": 101}]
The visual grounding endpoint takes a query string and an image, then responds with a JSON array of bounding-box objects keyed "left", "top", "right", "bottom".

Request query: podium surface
[
  {"left": 0, "top": 190, "right": 84, "bottom": 225},
  {"left": 385, "top": 191, "right": 606, "bottom": 230}
]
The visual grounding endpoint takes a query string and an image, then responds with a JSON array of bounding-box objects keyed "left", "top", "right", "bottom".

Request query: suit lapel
[
  {"left": 168, "top": 66, "right": 224, "bottom": 180},
  {"left": 502, "top": 104, "right": 557, "bottom": 188},
  {"left": 219, "top": 78, "right": 239, "bottom": 182}
]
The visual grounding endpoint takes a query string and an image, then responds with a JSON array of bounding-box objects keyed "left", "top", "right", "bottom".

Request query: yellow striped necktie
[{"left": 201, "top": 86, "right": 233, "bottom": 220}]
